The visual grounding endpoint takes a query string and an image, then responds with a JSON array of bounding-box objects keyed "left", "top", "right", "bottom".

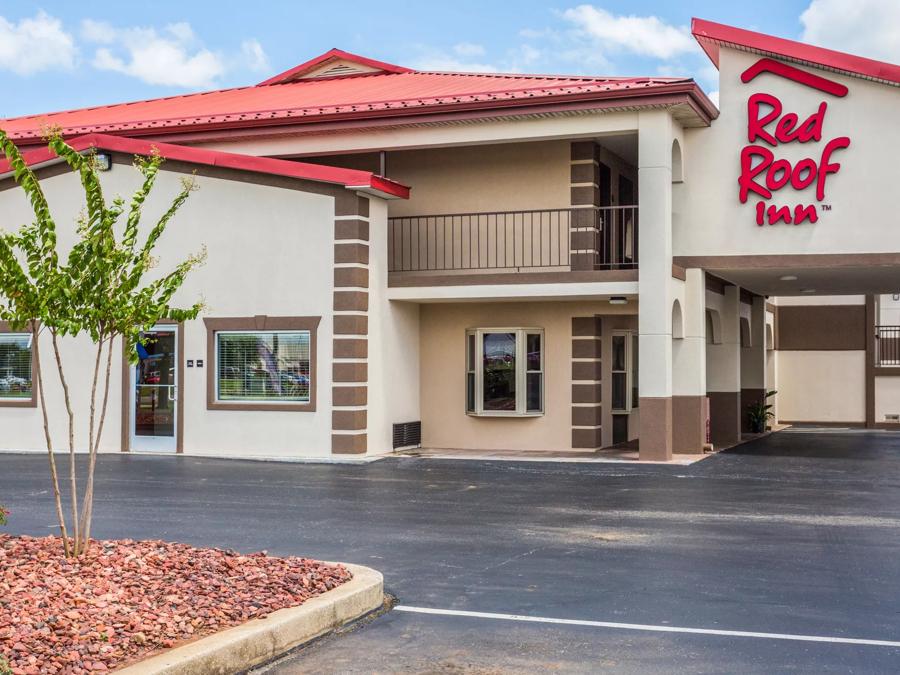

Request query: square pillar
[
  {"left": 637, "top": 111, "right": 674, "bottom": 461},
  {"left": 741, "top": 295, "right": 768, "bottom": 432},
  {"left": 673, "top": 268, "right": 709, "bottom": 453},
  {"left": 707, "top": 284, "right": 741, "bottom": 448},
  {"left": 569, "top": 141, "right": 600, "bottom": 270}
]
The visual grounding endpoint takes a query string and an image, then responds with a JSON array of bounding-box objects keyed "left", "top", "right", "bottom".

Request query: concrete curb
[{"left": 116, "top": 563, "right": 383, "bottom": 675}]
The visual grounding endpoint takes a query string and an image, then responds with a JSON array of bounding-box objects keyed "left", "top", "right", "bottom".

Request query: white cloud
[
  {"left": 241, "top": 39, "right": 269, "bottom": 72},
  {"left": 82, "top": 19, "right": 270, "bottom": 88},
  {"left": 800, "top": 0, "right": 900, "bottom": 63},
  {"left": 412, "top": 55, "right": 500, "bottom": 73},
  {"left": 708, "top": 90, "right": 720, "bottom": 107},
  {"left": 561, "top": 5, "right": 697, "bottom": 60},
  {"left": 0, "top": 11, "right": 76, "bottom": 75},
  {"left": 453, "top": 42, "right": 485, "bottom": 57}
]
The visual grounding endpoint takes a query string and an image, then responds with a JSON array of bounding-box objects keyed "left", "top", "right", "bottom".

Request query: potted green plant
[{"left": 747, "top": 390, "right": 777, "bottom": 433}]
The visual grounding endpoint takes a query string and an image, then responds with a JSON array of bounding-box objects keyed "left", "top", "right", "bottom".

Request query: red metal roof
[
  {"left": 692, "top": 17, "right": 900, "bottom": 87},
  {"left": 0, "top": 133, "right": 410, "bottom": 199},
  {"left": 0, "top": 52, "right": 715, "bottom": 143}
]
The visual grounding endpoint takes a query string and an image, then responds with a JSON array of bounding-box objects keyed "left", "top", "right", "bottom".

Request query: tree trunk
[
  {"left": 79, "top": 335, "right": 115, "bottom": 553},
  {"left": 50, "top": 331, "right": 79, "bottom": 556},
  {"left": 32, "top": 323, "right": 70, "bottom": 557}
]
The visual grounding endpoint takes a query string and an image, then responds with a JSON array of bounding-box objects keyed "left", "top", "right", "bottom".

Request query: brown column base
[
  {"left": 639, "top": 397, "right": 672, "bottom": 461},
  {"left": 708, "top": 391, "right": 741, "bottom": 449},
  {"left": 672, "top": 395, "right": 708, "bottom": 454},
  {"left": 740, "top": 388, "right": 767, "bottom": 433}
]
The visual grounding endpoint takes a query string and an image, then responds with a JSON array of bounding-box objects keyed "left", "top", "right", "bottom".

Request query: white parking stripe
[{"left": 394, "top": 606, "right": 900, "bottom": 648}]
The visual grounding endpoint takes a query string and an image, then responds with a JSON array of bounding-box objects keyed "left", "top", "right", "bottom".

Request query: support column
[
  {"left": 332, "top": 195, "right": 370, "bottom": 454},
  {"left": 741, "top": 295, "right": 767, "bottom": 432},
  {"left": 672, "top": 269, "right": 708, "bottom": 453},
  {"left": 571, "top": 316, "right": 603, "bottom": 448},
  {"left": 569, "top": 141, "right": 600, "bottom": 270},
  {"left": 637, "top": 110, "right": 674, "bottom": 461},
  {"left": 707, "top": 284, "right": 741, "bottom": 448}
]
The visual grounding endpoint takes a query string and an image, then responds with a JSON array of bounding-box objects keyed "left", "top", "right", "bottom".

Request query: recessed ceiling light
[
  {"left": 779, "top": 275, "right": 798, "bottom": 281},
  {"left": 609, "top": 296, "right": 628, "bottom": 305},
  {"left": 801, "top": 288, "right": 816, "bottom": 293}
]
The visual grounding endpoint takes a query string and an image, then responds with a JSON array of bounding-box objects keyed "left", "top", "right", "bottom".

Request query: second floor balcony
[{"left": 387, "top": 205, "right": 638, "bottom": 278}]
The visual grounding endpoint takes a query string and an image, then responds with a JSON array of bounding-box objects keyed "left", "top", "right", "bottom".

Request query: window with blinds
[
  {"left": 0, "top": 333, "right": 33, "bottom": 400},
  {"left": 215, "top": 330, "right": 311, "bottom": 403}
]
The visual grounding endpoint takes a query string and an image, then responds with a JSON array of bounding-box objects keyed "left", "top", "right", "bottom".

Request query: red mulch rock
[{"left": 0, "top": 535, "right": 352, "bottom": 674}]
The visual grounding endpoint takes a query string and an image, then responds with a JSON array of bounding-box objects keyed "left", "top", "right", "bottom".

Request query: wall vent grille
[{"left": 393, "top": 421, "right": 422, "bottom": 449}]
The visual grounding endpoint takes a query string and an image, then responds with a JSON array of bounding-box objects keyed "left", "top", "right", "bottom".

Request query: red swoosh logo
[{"left": 741, "top": 58, "right": 848, "bottom": 97}]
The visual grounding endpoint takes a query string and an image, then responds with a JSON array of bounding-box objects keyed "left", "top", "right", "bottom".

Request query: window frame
[
  {"left": 0, "top": 322, "right": 37, "bottom": 408},
  {"left": 611, "top": 330, "right": 636, "bottom": 415},
  {"left": 465, "top": 327, "right": 544, "bottom": 417},
  {"left": 204, "top": 316, "right": 320, "bottom": 412}
]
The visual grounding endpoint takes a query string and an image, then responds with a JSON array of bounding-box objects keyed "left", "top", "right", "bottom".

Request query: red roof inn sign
[{"left": 738, "top": 58, "right": 850, "bottom": 226}]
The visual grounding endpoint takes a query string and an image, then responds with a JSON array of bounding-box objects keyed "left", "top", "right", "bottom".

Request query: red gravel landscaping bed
[{"left": 0, "top": 535, "right": 352, "bottom": 674}]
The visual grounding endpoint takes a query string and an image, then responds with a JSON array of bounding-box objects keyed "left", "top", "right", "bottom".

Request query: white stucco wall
[
  {"left": 680, "top": 47, "right": 900, "bottom": 257},
  {"left": 0, "top": 161, "right": 341, "bottom": 458}
]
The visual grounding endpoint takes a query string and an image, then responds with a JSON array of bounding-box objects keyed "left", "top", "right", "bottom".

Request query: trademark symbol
[{"left": 821, "top": 204, "right": 832, "bottom": 211}]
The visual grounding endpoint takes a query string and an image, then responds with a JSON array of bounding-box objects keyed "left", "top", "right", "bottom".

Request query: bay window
[{"left": 465, "top": 328, "right": 543, "bottom": 416}]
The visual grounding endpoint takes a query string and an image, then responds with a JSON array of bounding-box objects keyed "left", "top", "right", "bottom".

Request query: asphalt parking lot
[{"left": 2, "top": 429, "right": 900, "bottom": 673}]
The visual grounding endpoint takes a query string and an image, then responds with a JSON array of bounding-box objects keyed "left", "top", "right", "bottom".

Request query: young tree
[{"left": 0, "top": 131, "right": 205, "bottom": 556}]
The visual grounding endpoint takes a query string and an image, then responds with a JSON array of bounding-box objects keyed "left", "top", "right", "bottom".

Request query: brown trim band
[
  {"left": 333, "top": 385, "right": 367, "bottom": 406},
  {"left": 865, "top": 295, "right": 876, "bottom": 428},
  {"left": 776, "top": 305, "right": 865, "bottom": 351},
  {"left": 671, "top": 264, "right": 686, "bottom": 281},
  {"left": 333, "top": 291, "right": 369, "bottom": 311},
  {"left": 335, "top": 243, "right": 369, "bottom": 264},
  {"left": 202, "top": 316, "right": 320, "bottom": 412},
  {"left": 389, "top": 269, "right": 637, "bottom": 288},
  {"left": 334, "top": 314, "right": 368, "bottom": 335},
  {"left": 0, "top": 321, "right": 38, "bottom": 408},
  {"left": 334, "top": 219, "right": 370, "bottom": 241},
  {"left": 334, "top": 267, "right": 369, "bottom": 288}
]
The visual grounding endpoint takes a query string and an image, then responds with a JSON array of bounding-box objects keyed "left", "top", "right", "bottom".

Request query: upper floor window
[{"left": 466, "top": 328, "right": 543, "bottom": 416}]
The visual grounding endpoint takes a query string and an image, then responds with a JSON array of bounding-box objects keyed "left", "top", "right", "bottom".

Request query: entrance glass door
[{"left": 131, "top": 326, "right": 178, "bottom": 452}]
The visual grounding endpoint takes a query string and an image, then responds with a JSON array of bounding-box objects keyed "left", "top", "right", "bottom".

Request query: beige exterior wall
[
  {"left": 418, "top": 301, "right": 635, "bottom": 452},
  {"left": 776, "top": 350, "right": 865, "bottom": 423},
  {"left": 0, "top": 161, "right": 355, "bottom": 458},
  {"left": 386, "top": 141, "right": 572, "bottom": 217}
]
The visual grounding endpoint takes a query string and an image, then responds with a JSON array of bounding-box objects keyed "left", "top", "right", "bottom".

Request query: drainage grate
[{"left": 393, "top": 421, "right": 422, "bottom": 449}]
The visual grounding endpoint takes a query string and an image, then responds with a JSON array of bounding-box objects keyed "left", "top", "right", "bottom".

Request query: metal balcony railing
[
  {"left": 387, "top": 206, "right": 638, "bottom": 273},
  {"left": 876, "top": 325, "right": 900, "bottom": 366}
]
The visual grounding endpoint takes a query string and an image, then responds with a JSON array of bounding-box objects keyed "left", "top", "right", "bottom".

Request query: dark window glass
[
  {"left": 466, "top": 372, "right": 476, "bottom": 413},
  {"left": 631, "top": 334, "right": 639, "bottom": 409},
  {"left": 526, "top": 372, "right": 542, "bottom": 413},
  {"left": 482, "top": 332, "right": 516, "bottom": 411},
  {"left": 527, "top": 333, "right": 541, "bottom": 371},
  {"left": 612, "top": 372, "right": 627, "bottom": 411},
  {"left": 467, "top": 332, "right": 476, "bottom": 371},
  {"left": 612, "top": 335, "right": 626, "bottom": 371}
]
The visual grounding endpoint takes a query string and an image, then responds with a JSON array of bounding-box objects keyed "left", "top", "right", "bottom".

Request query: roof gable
[
  {"left": 258, "top": 48, "right": 412, "bottom": 86},
  {"left": 692, "top": 17, "right": 900, "bottom": 87}
]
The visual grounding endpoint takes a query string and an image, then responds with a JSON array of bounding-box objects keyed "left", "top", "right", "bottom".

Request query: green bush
[
  {"left": 0, "top": 655, "right": 12, "bottom": 675},
  {"left": 0, "top": 505, "right": 7, "bottom": 526}
]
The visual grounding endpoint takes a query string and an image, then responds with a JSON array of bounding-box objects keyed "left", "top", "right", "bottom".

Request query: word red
[{"left": 738, "top": 92, "right": 849, "bottom": 226}]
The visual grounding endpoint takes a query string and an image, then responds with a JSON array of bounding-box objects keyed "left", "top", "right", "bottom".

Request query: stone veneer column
[
  {"left": 332, "top": 195, "right": 371, "bottom": 454},
  {"left": 569, "top": 141, "right": 600, "bottom": 271},
  {"left": 571, "top": 316, "right": 602, "bottom": 448},
  {"left": 672, "top": 268, "right": 709, "bottom": 453}
]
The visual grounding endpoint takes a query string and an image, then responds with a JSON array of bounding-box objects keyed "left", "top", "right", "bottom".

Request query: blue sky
[{"left": 0, "top": 1, "right": 896, "bottom": 118}]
